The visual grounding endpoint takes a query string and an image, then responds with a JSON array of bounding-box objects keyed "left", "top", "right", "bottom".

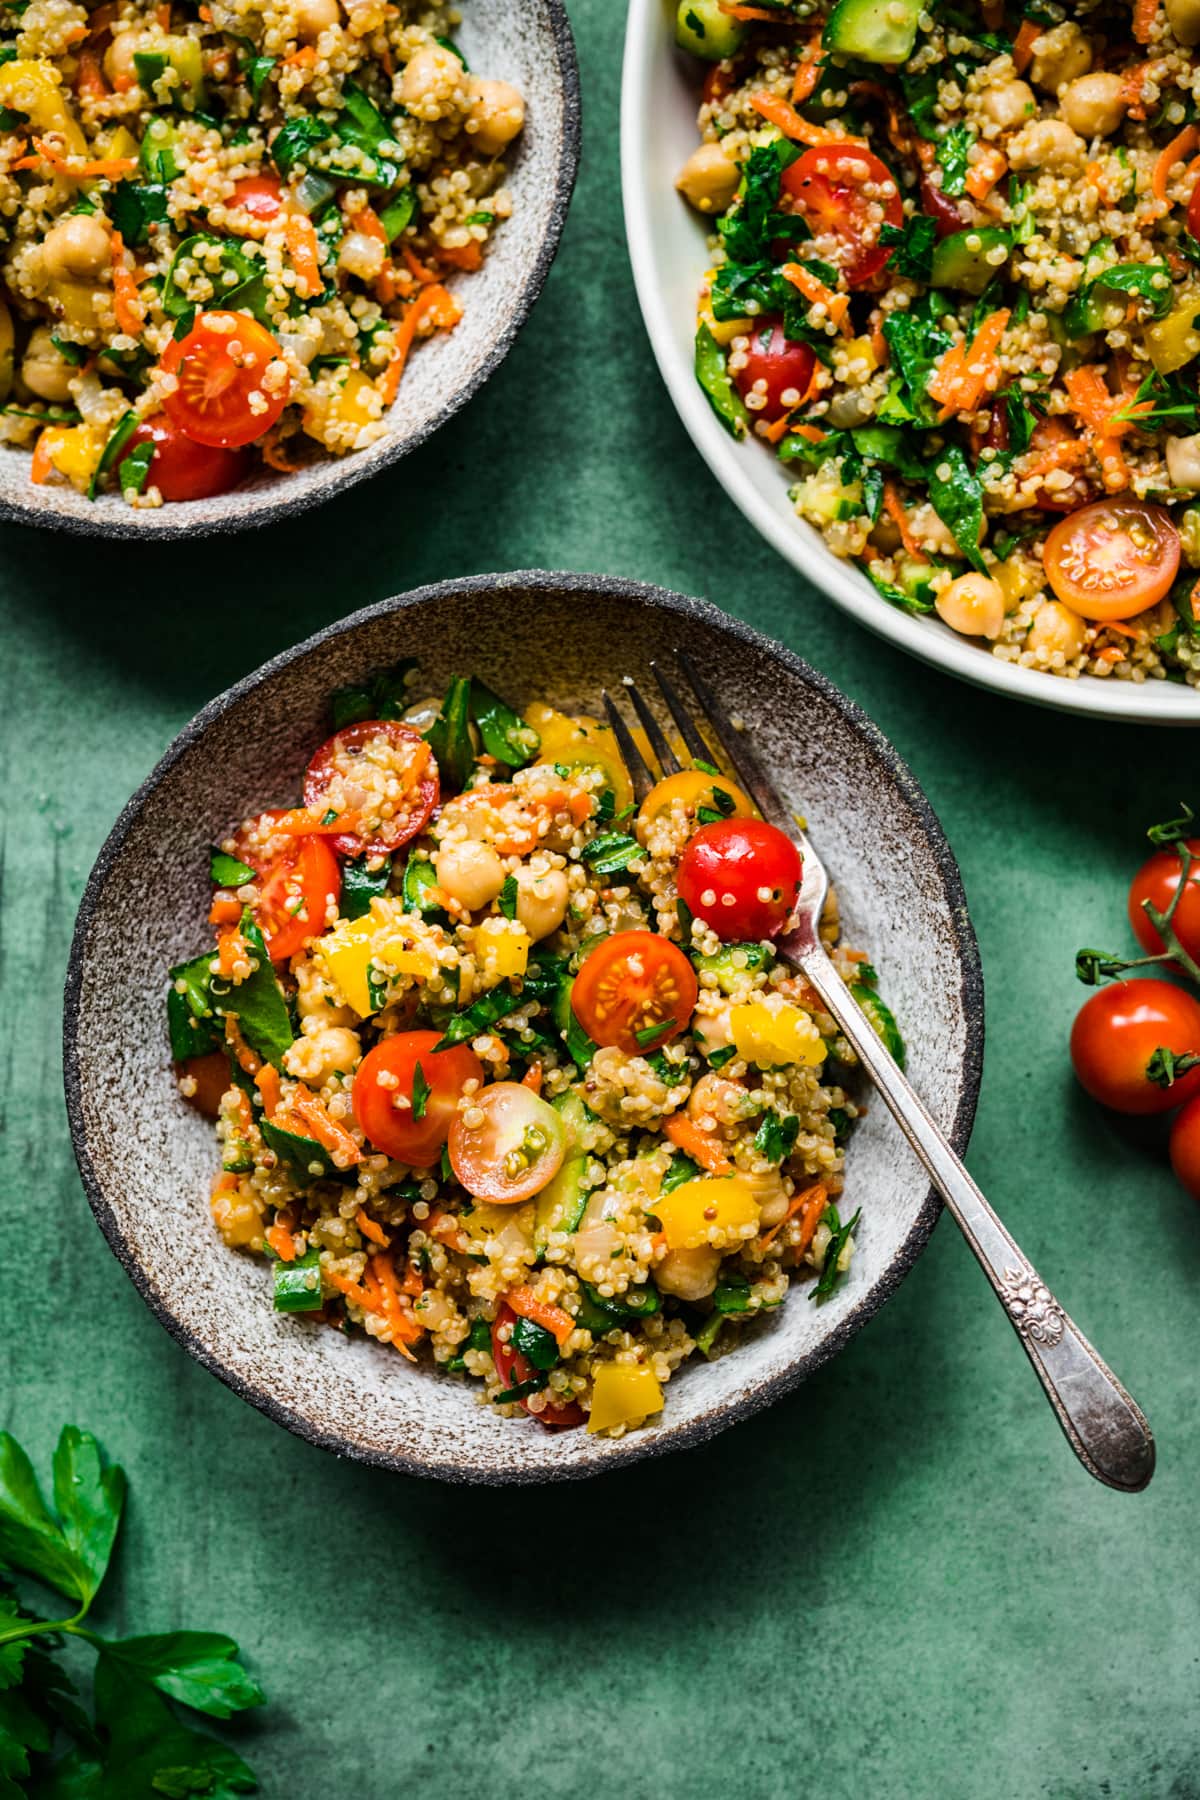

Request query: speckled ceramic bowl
[
  {"left": 0, "top": 2, "right": 578, "bottom": 539},
  {"left": 64, "top": 571, "right": 984, "bottom": 1482}
]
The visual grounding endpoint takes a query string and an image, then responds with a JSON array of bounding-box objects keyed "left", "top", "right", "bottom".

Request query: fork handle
[{"left": 790, "top": 940, "right": 1155, "bottom": 1493}]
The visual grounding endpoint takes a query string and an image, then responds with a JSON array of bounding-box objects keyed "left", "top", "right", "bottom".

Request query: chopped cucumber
[
  {"left": 535, "top": 1090, "right": 591, "bottom": 1243},
  {"left": 576, "top": 1282, "right": 661, "bottom": 1335},
  {"left": 273, "top": 1249, "right": 324, "bottom": 1314},
  {"left": 930, "top": 228, "right": 1011, "bottom": 296},
  {"left": 823, "top": 0, "right": 921, "bottom": 64},
  {"left": 674, "top": 0, "right": 747, "bottom": 60},
  {"left": 692, "top": 942, "right": 774, "bottom": 994},
  {"left": 401, "top": 853, "right": 445, "bottom": 922}
]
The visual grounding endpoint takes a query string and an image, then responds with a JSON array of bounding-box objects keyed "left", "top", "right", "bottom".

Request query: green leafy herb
[
  {"left": 753, "top": 1110, "right": 800, "bottom": 1164},
  {"left": 341, "top": 853, "right": 392, "bottom": 921},
  {"left": 411, "top": 1061, "right": 430, "bottom": 1121},
  {"left": 879, "top": 214, "right": 936, "bottom": 284},
  {"left": 469, "top": 679, "right": 539, "bottom": 767},
  {"left": 165, "top": 951, "right": 222, "bottom": 1063},
  {"left": 270, "top": 113, "right": 332, "bottom": 176},
  {"left": 662, "top": 1153, "right": 700, "bottom": 1194},
  {"left": 330, "top": 659, "right": 415, "bottom": 728},
  {"left": 706, "top": 1044, "right": 738, "bottom": 1069},
  {"left": 110, "top": 179, "right": 169, "bottom": 248},
  {"left": 936, "top": 122, "right": 974, "bottom": 197},
  {"left": 247, "top": 52, "right": 275, "bottom": 100},
  {"left": 118, "top": 440, "right": 155, "bottom": 498},
  {"left": 48, "top": 336, "right": 87, "bottom": 367},
  {"left": 435, "top": 985, "right": 525, "bottom": 1050},
  {"left": 510, "top": 1316, "right": 558, "bottom": 1370},
  {"left": 209, "top": 850, "right": 255, "bottom": 888},
  {"left": 576, "top": 1284, "right": 660, "bottom": 1335},
  {"left": 0, "top": 1425, "right": 263, "bottom": 1796},
  {"left": 713, "top": 1272, "right": 755, "bottom": 1315},
  {"left": 498, "top": 875, "right": 519, "bottom": 921},
  {"left": 261, "top": 1117, "right": 334, "bottom": 1183},
  {"left": 228, "top": 912, "right": 293, "bottom": 1068},
  {"left": 87, "top": 410, "right": 139, "bottom": 502},
  {"left": 926, "top": 443, "right": 987, "bottom": 573},
  {"left": 423, "top": 676, "right": 475, "bottom": 791},
  {"left": 580, "top": 832, "right": 642, "bottom": 876},
  {"left": 695, "top": 323, "right": 748, "bottom": 440},
  {"left": 811, "top": 1203, "right": 861, "bottom": 1302},
  {"left": 878, "top": 294, "right": 956, "bottom": 429}
]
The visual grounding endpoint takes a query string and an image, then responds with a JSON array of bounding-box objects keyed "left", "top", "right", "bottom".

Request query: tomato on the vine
[
  {"left": 1128, "top": 839, "right": 1200, "bottom": 964},
  {"left": 1169, "top": 1095, "right": 1200, "bottom": 1199},
  {"left": 571, "top": 931, "right": 698, "bottom": 1055},
  {"left": 1069, "top": 979, "right": 1200, "bottom": 1116},
  {"left": 353, "top": 1031, "right": 484, "bottom": 1167},
  {"left": 781, "top": 143, "right": 903, "bottom": 287},
  {"left": 677, "top": 818, "right": 802, "bottom": 942}
]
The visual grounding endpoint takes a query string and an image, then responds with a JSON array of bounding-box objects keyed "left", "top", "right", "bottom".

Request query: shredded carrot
[
  {"left": 266, "top": 1223, "right": 297, "bottom": 1262},
  {"left": 208, "top": 894, "right": 242, "bottom": 925},
  {"left": 1153, "top": 123, "right": 1198, "bottom": 202},
  {"left": 290, "top": 1088, "right": 363, "bottom": 1165},
  {"left": 326, "top": 1267, "right": 375, "bottom": 1311},
  {"left": 285, "top": 213, "right": 322, "bottom": 299},
  {"left": 750, "top": 91, "right": 863, "bottom": 148},
  {"left": 882, "top": 481, "right": 928, "bottom": 561},
  {"left": 781, "top": 260, "right": 851, "bottom": 334},
  {"left": 649, "top": 1230, "right": 668, "bottom": 1256},
  {"left": 928, "top": 309, "right": 1010, "bottom": 418},
  {"left": 198, "top": 3, "right": 212, "bottom": 16},
  {"left": 255, "top": 1064, "right": 281, "bottom": 1118},
  {"left": 720, "top": 3, "right": 788, "bottom": 17},
  {"left": 1012, "top": 19, "right": 1040, "bottom": 72},
  {"left": 215, "top": 925, "right": 247, "bottom": 978},
  {"left": 1064, "top": 365, "right": 1123, "bottom": 437},
  {"left": 521, "top": 1062, "right": 543, "bottom": 1093},
  {"left": 357, "top": 1208, "right": 389, "bottom": 1247},
  {"left": 75, "top": 47, "right": 109, "bottom": 100},
  {"left": 663, "top": 1111, "right": 732, "bottom": 1176},
  {"left": 270, "top": 805, "right": 362, "bottom": 837},
  {"left": 436, "top": 239, "right": 483, "bottom": 271},
  {"left": 788, "top": 422, "right": 826, "bottom": 444},
  {"left": 379, "top": 282, "right": 462, "bottom": 405},
  {"left": 1134, "top": 0, "right": 1159, "bottom": 43},
  {"left": 378, "top": 42, "right": 393, "bottom": 77},
  {"left": 965, "top": 145, "right": 1006, "bottom": 202},
  {"left": 759, "top": 1183, "right": 828, "bottom": 1253},
  {"left": 283, "top": 43, "right": 316, "bottom": 68},
  {"left": 18, "top": 137, "right": 136, "bottom": 179},
  {"left": 426, "top": 1208, "right": 468, "bottom": 1252},
  {"left": 371, "top": 1251, "right": 423, "bottom": 1358},
  {"left": 507, "top": 1287, "right": 575, "bottom": 1348},
  {"left": 401, "top": 243, "right": 438, "bottom": 285},
  {"left": 1096, "top": 645, "right": 1126, "bottom": 666},
  {"left": 1121, "top": 60, "right": 1158, "bottom": 120},
  {"left": 761, "top": 411, "right": 795, "bottom": 444},
  {"left": 30, "top": 431, "right": 54, "bottom": 485},
  {"left": 401, "top": 1260, "right": 423, "bottom": 1298},
  {"left": 109, "top": 231, "right": 145, "bottom": 336},
  {"left": 1103, "top": 620, "right": 1139, "bottom": 640}
]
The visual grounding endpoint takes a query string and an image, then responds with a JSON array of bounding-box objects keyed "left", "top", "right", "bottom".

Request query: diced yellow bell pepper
[
  {"left": 698, "top": 267, "right": 749, "bottom": 348},
  {"left": 527, "top": 702, "right": 634, "bottom": 814},
  {"left": 101, "top": 124, "right": 140, "bottom": 163},
  {"left": 586, "top": 1362, "right": 664, "bottom": 1434},
  {"left": 840, "top": 334, "right": 878, "bottom": 375},
  {"left": 1146, "top": 291, "right": 1200, "bottom": 376},
  {"left": 462, "top": 1200, "right": 535, "bottom": 1256},
  {"left": 730, "top": 998, "right": 826, "bottom": 1069},
  {"left": 315, "top": 903, "right": 437, "bottom": 1018},
  {"left": 474, "top": 915, "right": 531, "bottom": 984},
  {"left": 652, "top": 1174, "right": 759, "bottom": 1250},
  {"left": 303, "top": 368, "right": 381, "bottom": 443},
  {"left": 0, "top": 59, "right": 87, "bottom": 155},
  {"left": 38, "top": 423, "right": 102, "bottom": 492},
  {"left": 47, "top": 279, "right": 103, "bottom": 331}
]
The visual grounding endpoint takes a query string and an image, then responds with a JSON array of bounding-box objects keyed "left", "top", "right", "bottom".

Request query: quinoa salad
[
  {"left": 0, "top": 0, "right": 522, "bottom": 505},
  {"left": 675, "top": 0, "right": 1200, "bottom": 688},
  {"left": 167, "top": 665, "right": 902, "bottom": 1438}
]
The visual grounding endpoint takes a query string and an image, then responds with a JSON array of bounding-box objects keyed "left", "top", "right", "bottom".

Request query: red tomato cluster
[{"left": 1069, "top": 830, "right": 1200, "bottom": 1200}]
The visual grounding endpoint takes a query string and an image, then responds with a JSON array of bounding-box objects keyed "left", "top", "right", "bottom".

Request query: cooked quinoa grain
[
  {"left": 169, "top": 669, "right": 893, "bottom": 1438},
  {"left": 679, "top": 0, "right": 1200, "bottom": 688}
]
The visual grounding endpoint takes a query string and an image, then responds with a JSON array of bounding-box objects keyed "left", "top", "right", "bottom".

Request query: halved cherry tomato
[
  {"left": 732, "top": 319, "right": 816, "bottom": 424},
  {"left": 1069, "top": 979, "right": 1200, "bottom": 1116},
  {"left": 1128, "top": 839, "right": 1200, "bottom": 964},
  {"left": 491, "top": 1301, "right": 584, "bottom": 1429},
  {"left": 448, "top": 1082, "right": 566, "bottom": 1202},
  {"left": 354, "top": 1030, "right": 484, "bottom": 1167},
  {"left": 1170, "top": 1094, "right": 1200, "bottom": 1198},
  {"left": 677, "top": 818, "right": 802, "bottom": 943},
  {"left": 781, "top": 144, "right": 903, "bottom": 287},
  {"left": 177, "top": 1050, "right": 230, "bottom": 1117},
  {"left": 117, "top": 415, "right": 248, "bottom": 502},
  {"left": 304, "top": 720, "right": 440, "bottom": 859},
  {"left": 229, "top": 173, "right": 284, "bottom": 223},
  {"left": 161, "top": 311, "right": 290, "bottom": 449},
  {"left": 1044, "top": 502, "right": 1180, "bottom": 621},
  {"left": 230, "top": 809, "right": 341, "bottom": 963},
  {"left": 636, "top": 769, "right": 755, "bottom": 840},
  {"left": 571, "top": 930, "right": 698, "bottom": 1055},
  {"left": 919, "top": 172, "right": 971, "bottom": 240}
]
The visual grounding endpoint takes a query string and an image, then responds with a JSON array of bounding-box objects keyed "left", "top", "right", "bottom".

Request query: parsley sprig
[{"left": 0, "top": 1425, "right": 264, "bottom": 1797}]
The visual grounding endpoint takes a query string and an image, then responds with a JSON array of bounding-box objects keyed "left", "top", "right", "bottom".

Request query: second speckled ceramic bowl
[{"left": 64, "top": 571, "right": 983, "bottom": 1482}]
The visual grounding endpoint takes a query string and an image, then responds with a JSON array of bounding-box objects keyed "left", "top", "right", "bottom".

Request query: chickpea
[
  {"left": 294, "top": 0, "right": 339, "bottom": 41},
  {"left": 687, "top": 1071, "right": 757, "bottom": 1127},
  {"left": 464, "top": 75, "right": 525, "bottom": 157},
  {"left": 514, "top": 865, "right": 569, "bottom": 940},
  {"left": 676, "top": 142, "right": 740, "bottom": 214},
  {"left": 284, "top": 1025, "right": 361, "bottom": 1088},
  {"left": 654, "top": 1245, "right": 721, "bottom": 1302},
  {"left": 935, "top": 573, "right": 1007, "bottom": 640},
  {"left": 1030, "top": 22, "right": 1092, "bottom": 93},
  {"left": 1059, "top": 72, "right": 1127, "bottom": 138},
  {"left": 980, "top": 77, "right": 1035, "bottom": 132},
  {"left": 1026, "top": 599, "right": 1087, "bottom": 660},
  {"left": 747, "top": 1168, "right": 790, "bottom": 1229},
  {"left": 1007, "top": 117, "right": 1085, "bottom": 171},
  {"left": 1167, "top": 433, "right": 1200, "bottom": 490},
  {"left": 21, "top": 326, "right": 75, "bottom": 403},
  {"left": 1166, "top": 0, "right": 1200, "bottom": 46},
  {"left": 398, "top": 42, "right": 468, "bottom": 119},
  {"left": 907, "top": 503, "right": 961, "bottom": 560},
  {"left": 41, "top": 212, "right": 110, "bottom": 283},
  {"left": 435, "top": 840, "right": 505, "bottom": 912},
  {"left": 104, "top": 28, "right": 156, "bottom": 90}
]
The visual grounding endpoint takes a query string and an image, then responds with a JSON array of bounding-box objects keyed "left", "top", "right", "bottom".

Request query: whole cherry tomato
[
  {"left": 1069, "top": 979, "right": 1200, "bottom": 1116},
  {"left": 1127, "top": 839, "right": 1200, "bottom": 964},
  {"left": 677, "top": 818, "right": 802, "bottom": 942},
  {"left": 1169, "top": 1094, "right": 1200, "bottom": 1199}
]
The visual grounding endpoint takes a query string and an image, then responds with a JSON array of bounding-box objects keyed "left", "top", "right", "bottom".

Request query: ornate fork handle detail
[{"left": 785, "top": 936, "right": 1155, "bottom": 1494}]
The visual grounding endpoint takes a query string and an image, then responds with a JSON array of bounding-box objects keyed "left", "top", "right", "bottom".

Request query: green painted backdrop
[{"left": 2, "top": 4, "right": 1197, "bottom": 1794}]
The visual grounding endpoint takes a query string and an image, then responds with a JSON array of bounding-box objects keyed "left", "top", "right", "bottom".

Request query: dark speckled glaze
[
  {"left": 0, "top": 2, "right": 579, "bottom": 539},
  {"left": 63, "top": 573, "right": 984, "bottom": 1483}
]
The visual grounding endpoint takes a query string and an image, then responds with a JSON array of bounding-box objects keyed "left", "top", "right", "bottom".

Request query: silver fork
[{"left": 602, "top": 656, "right": 1155, "bottom": 1494}]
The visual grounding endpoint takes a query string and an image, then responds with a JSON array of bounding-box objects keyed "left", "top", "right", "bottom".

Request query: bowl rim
[
  {"left": 0, "top": 0, "right": 581, "bottom": 541},
  {"left": 619, "top": 0, "right": 1200, "bottom": 728},
  {"left": 63, "top": 569, "right": 985, "bottom": 1483}
]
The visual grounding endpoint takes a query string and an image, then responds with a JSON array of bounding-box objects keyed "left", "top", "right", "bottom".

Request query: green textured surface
[{"left": 1, "top": 5, "right": 1198, "bottom": 1795}]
